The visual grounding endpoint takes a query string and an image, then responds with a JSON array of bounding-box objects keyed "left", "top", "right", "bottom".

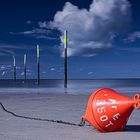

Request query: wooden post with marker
[
  {"left": 13, "top": 56, "right": 16, "bottom": 81},
  {"left": 37, "top": 45, "right": 40, "bottom": 85},
  {"left": 64, "top": 30, "right": 68, "bottom": 88},
  {"left": 24, "top": 54, "right": 27, "bottom": 82}
]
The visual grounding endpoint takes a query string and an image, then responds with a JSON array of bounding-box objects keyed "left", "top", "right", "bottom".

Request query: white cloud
[
  {"left": 20, "top": 72, "right": 24, "bottom": 76},
  {"left": 0, "top": 45, "right": 19, "bottom": 55},
  {"left": 0, "top": 65, "right": 12, "bottom": 72},
  {"left": 0, "top": 65, "right": 5, "bottom": 70},
  {"left": 0, "top": 43, "right": 34, "bottom": 54},
  {"left": 50, "top": 67, "right": 55, "bottom": 71},
  {"left": 10, "top": 28, "right": 58, "bottom": 40},
  {"left": 2, "top": 71, "right": 6, "bottom": 76},
  {"left": 88, "top": 72, "right": 93, "bottom": 75},
  {"left": 10, "top": 28, "right": 49, "bottom": 35},
  {"left": 50, "top": 0, "right": 131, "bottom": 57},
  {"left": 42, "top": 71, "right": 46, "bottom": 74},
  {"left": 38, "top": 21, "right": 48, "bottom": 28},
  {"left": 21, "top": 70, "right": 32, "bottom": 76},
  {"left": 124, "top": 31, "right": 140, "bottom": 42}
]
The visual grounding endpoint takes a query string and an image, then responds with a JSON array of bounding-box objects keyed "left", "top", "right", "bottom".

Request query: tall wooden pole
[
  {"left": 24, "top": 54, "right": 27, "bottom": 81},
  {"left": 13, "top": 56, "right": 16, "bottom": 81},
  {"left": 64, "top": 30, "right": 68, "bottom": 88},
  {"left": 37, "top": 45, "right": 40, "bottom": 84}
]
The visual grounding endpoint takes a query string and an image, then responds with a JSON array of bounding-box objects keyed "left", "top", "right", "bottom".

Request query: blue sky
[{"left": 0, "top": 0, "right": 140, "bottom": 79}]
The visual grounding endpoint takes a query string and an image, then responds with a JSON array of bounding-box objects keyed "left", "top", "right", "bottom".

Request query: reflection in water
[{"left": 0, "top": 79, "right": 140, "bottom": 95}]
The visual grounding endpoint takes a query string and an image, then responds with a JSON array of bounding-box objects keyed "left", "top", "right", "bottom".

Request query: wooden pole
[
  {"left": 24, "top": 54, "right": 26, "bottom": 81},
  {"left": 64, "top": 30, "right": 68, "bottom": 88},
  {"left": 37, "top": 45, "right": 40, "bottom": 85},
  {"left": 13, "top": 56, "right": 16, "bottom": 81}
]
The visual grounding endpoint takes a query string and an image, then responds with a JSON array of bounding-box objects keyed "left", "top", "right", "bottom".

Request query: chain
[{"left": 0, "top": 102, "right": 85, "bottom": 127}]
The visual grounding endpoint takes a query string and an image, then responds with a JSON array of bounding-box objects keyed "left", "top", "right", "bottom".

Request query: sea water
[{"left": 0, "top": 79, "right": 140, "bottom": 95}]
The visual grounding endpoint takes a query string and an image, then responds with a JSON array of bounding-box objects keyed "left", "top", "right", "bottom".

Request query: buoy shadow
[{"left": 125, "top": 125, "right": 140, "bottom": 132}]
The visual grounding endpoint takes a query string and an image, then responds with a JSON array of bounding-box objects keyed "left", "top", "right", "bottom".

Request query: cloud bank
[
  {"left": 124, "top": 31, "right": 140, "bottom": 42},
  {"left": 50, "top": 0, "right": 131, "bottom": 57}
]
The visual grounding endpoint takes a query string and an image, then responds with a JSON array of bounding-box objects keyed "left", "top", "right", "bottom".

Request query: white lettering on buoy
[
  {"left": 96, "top": 100, "right": 106, "bottom": 106},
  {"left": 105, "top": 121, "right": 114, "bottom": 128},
  {"left": 100, "top": 115, "right": 108, "bottom": 122},
  {"left": 97, "top": 107, "right": 106, "bottom": 113},
  {"left": 108, "top": 99, "right": 117, "bottom": 104},
  {"left": 111, "top": 105, "right": 117, "bottom": 110},
  {"left": 113, "top": 113, "right": 120, "bottom": 121}
]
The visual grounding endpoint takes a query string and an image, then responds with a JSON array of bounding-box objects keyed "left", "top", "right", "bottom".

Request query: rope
[{"left": 0, "top": 102, "right": 85, "bottom": 127}]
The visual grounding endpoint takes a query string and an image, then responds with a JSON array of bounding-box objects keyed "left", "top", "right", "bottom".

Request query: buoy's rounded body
[{"left": 82, "top": 88, "right": 140, "bottom": 132}]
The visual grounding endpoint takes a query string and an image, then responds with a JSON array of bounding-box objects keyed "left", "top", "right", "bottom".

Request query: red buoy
[{"left": 82, "top": 88, "right": 140, "bottom": 132}]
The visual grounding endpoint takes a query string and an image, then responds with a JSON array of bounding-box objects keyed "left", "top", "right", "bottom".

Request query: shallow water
[{"left": 0, "top": 79, "right": 140, "bottom": 95}]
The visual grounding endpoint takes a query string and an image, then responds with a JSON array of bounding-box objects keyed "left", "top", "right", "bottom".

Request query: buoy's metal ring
[
  {"left": 134, "top": 101, "right": 140, "bottom": 110},
  {"left": 134, "top": 94, "right": 140, "bottom": 100}
]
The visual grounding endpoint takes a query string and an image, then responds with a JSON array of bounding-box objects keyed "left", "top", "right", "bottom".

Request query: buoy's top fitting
[{"left": 133, "top": 94, "right": 140, "bottom": 110}]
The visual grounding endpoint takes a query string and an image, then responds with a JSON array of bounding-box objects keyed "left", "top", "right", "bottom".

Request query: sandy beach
[{"left": 0, "top": 90, "right": 140, "bottom": 140}]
